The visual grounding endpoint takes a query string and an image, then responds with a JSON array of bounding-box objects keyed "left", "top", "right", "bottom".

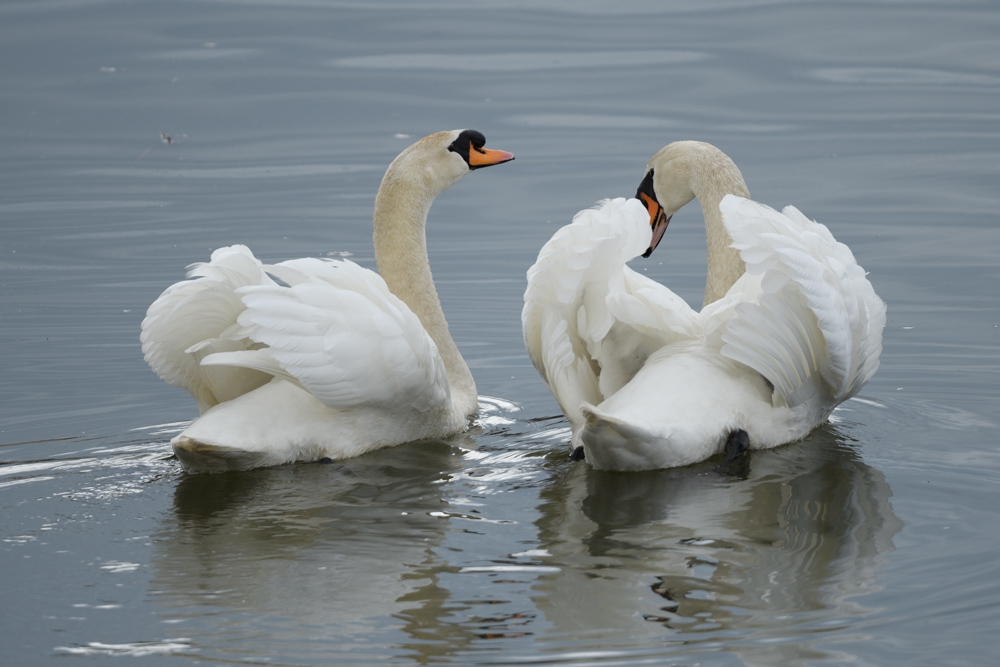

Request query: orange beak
[
  {"left": 467, "top": 141, "right": 515, "bottom": 169},
  {"left": 639, "top": 192, "right": 670, "bottom": 258}
]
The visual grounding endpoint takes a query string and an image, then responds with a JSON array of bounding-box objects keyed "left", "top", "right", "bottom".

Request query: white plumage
[
  {"left": 523, "top": 141, "right": 885, "bottom": 471},
  {"left": 201, "top": 255, "right": 450, "bottom": 412},
  {"left": 142, "top": 130, "right": 513, "bottom": 472}
]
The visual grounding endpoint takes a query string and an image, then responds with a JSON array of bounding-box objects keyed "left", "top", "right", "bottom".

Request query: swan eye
[
  {"left": 448, "top": 129, "right": 514, "bottom": 170},
  {"left": 447, "top": 129, "right": 487, "bottom": 161},
  {"left": 636, "top": 168, "right": 657, "bottom": 204}
]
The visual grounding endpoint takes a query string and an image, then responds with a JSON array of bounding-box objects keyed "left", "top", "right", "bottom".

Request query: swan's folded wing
[
  {"left": 203, "top": 258, "right": 450, "bottom": 413},
  {"left": 718, "top": 195, "right": 886, "bottom": 408},
  {"left": 140, "top": 245, "right": 273, "bottom": 412},
  {"left": 523, "top": 197, "right": 697, "bottom": 418}
]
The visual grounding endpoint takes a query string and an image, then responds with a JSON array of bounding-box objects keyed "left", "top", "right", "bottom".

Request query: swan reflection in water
[
  {"left": 150, "top": 438, "right": 471, "bottom": 661},
  {"left": 148, "top": 398, "right": 525, "bottom": 663},
  {"left": 148, "top": 407, "right": 899, "bottom": 665},
  {"left": 532, "top": 417, "right": 902, "bottom": 665}
]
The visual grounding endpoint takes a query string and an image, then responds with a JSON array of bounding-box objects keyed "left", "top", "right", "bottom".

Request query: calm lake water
[{"left": 2, "top": 1, "right": 999, "bottom": 665}]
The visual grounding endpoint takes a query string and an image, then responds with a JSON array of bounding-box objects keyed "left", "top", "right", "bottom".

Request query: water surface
[{"left": 2, "top": 1, "right": 999, "bottom": 665}]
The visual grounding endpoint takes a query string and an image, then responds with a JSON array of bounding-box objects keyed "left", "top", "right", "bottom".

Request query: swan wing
[
  {"left": 140, "top": 245, "right": 274, "bottom": 412},
  {"left": 718, "top": 195, "right": 886, "bottom": 408},
  {"left": 203, "top": 258, "right": 450, "bottom": 413},
  {"left": 523, "top": 197, "right": 698, "bottom": 421}
]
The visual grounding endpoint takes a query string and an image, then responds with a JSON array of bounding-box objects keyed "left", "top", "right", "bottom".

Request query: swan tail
[
  {"left": 171, "top": 436, "right": 294, "bottom": 473},
  {"left": 580, "top": 405, "right": 656, "bottom": 471},
  {"left": 719, "top": 196, "right": 886, "bottom": 407},
  {"left": 579, "top": 404, "right": 716, "bottom": 471},
  {"left": 141, "top": 245, "right": 274, "bottom": 412}
]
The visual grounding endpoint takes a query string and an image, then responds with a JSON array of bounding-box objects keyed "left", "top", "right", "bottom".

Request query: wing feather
[
  {"left": 203, "top": 259, "right": 449, "bottom": 412},
  {"left": 719, "top": 195, "right": 886, "bottom": 407},
  {"left": 523, "top": 197, "right": 699, "bottom": 420},
  {"left": 140, "top": 245, "right": 273, "bottom": 412}
]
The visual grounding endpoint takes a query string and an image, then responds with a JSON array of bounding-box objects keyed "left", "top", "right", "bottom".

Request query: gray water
[{"left": 2, "top": 1, "right": 999, "bottom": 665}]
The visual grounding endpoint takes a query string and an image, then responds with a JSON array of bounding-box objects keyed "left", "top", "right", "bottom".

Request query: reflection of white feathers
[
  {"left": 142, "top": 130, "right": 513, "bottom": 471},
  {"left": 524, "top": 141, "right": 884, "bottom": 470},
  {"left": 149, "top": 446, "right": 459, "bottom": 653},
  {"left": 531, "top": 437, "right": 901, "bottom": 666}
]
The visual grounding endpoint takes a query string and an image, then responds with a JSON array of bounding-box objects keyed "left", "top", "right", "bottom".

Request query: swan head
[
  {"left": 635, "top": 141, "right": 704, "bottom": 257},
  {"left": 383, "top": 129, "right": 514, "bottom": 198},
  {"left": 635, "top": 140, "right": 747, "bottom": 258},
  {"left": 446, "top": 129, "right": 515, "bottom": 171}
]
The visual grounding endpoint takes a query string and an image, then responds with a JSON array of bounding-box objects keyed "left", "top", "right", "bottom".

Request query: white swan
[
  {"left": 142, "top": 129, "right": 514, "bottom": 472},
  {"left": 523, "top": 141, "right": 885, "bottom": 471}
]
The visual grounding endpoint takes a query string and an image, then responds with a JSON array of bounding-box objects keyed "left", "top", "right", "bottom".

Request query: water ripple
[
  {"left": 333, "top": 49, "right": 706, "bottom": 72},
  {"left": 80, "top": 164, "right": 382, "bottom": 179},
  {"left": 812, "top": 67, "right": 999, "bottom": 87},
  {"left": 54, "top": 639, "right": 194, "bottom": 658}
]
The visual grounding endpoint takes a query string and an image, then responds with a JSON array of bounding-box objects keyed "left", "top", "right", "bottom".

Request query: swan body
[
  {"left": 142, "top": 130, "right": 514, "bottom": 472},
  {"left": 523, "top": 141, "right": 884, "bottom": 471}
]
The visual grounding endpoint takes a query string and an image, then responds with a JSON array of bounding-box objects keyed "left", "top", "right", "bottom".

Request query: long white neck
[
  {"left": 688, "top": 147, "right": 750, "bottom": 307},
  {"left": 372, "top": 167, "right": 477, "bottom": 414}
]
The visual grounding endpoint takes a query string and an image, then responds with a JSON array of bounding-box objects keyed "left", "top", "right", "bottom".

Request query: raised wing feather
[
  {"left": 203, "top": 258, "right": 449, "bottom": 412},
  {"left": 523, "top": 197, "right": 699, "bottom": 421},
  {"left": 140, "top": 245, "right": 273, "bottom": 412},
  {"left": 718, "top": 195, "right": 886, "bottom": 408}
]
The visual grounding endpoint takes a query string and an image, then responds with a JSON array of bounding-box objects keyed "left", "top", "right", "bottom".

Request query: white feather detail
[
  {"left": 141, "top": 129, "right": 511, "bottom": 471},
  {"left": 202, "top": 258, "right": 449, "bottom": 412},
  {"left": 523, "top": 197, "right": 699, "bottom": 423},
  {"left": 720, "top": 195, "right": 885, "bottom": 405},
  {"left": 523, "top": 176, "right": 885, "bottom": 471},
  {"left": 140, "top": 245, "right": 274, "bottom": 412}
]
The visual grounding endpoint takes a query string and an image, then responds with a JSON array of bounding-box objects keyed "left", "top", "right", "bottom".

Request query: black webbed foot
[
  {"left": 714, "top": 429, "right": 750, "bottom": 478},
  {"left": 570, "top": 446, "right": 586, "bottom": 461}
]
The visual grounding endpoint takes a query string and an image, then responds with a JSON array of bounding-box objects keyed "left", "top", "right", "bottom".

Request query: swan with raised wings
[
  {"left": 522, "top": 141, "right": 884, "bottom": 471},
  {"left": 142, "top": 130, "right": 514, "bottom": 472}
]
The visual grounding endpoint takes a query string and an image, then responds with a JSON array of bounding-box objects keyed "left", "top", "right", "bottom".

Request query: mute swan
[
  {"left": 522, "top": 141, "right": 885, "bottom": 471},
  {"left": 142, "top": 129, "right": 514, "bottom": 472}
]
